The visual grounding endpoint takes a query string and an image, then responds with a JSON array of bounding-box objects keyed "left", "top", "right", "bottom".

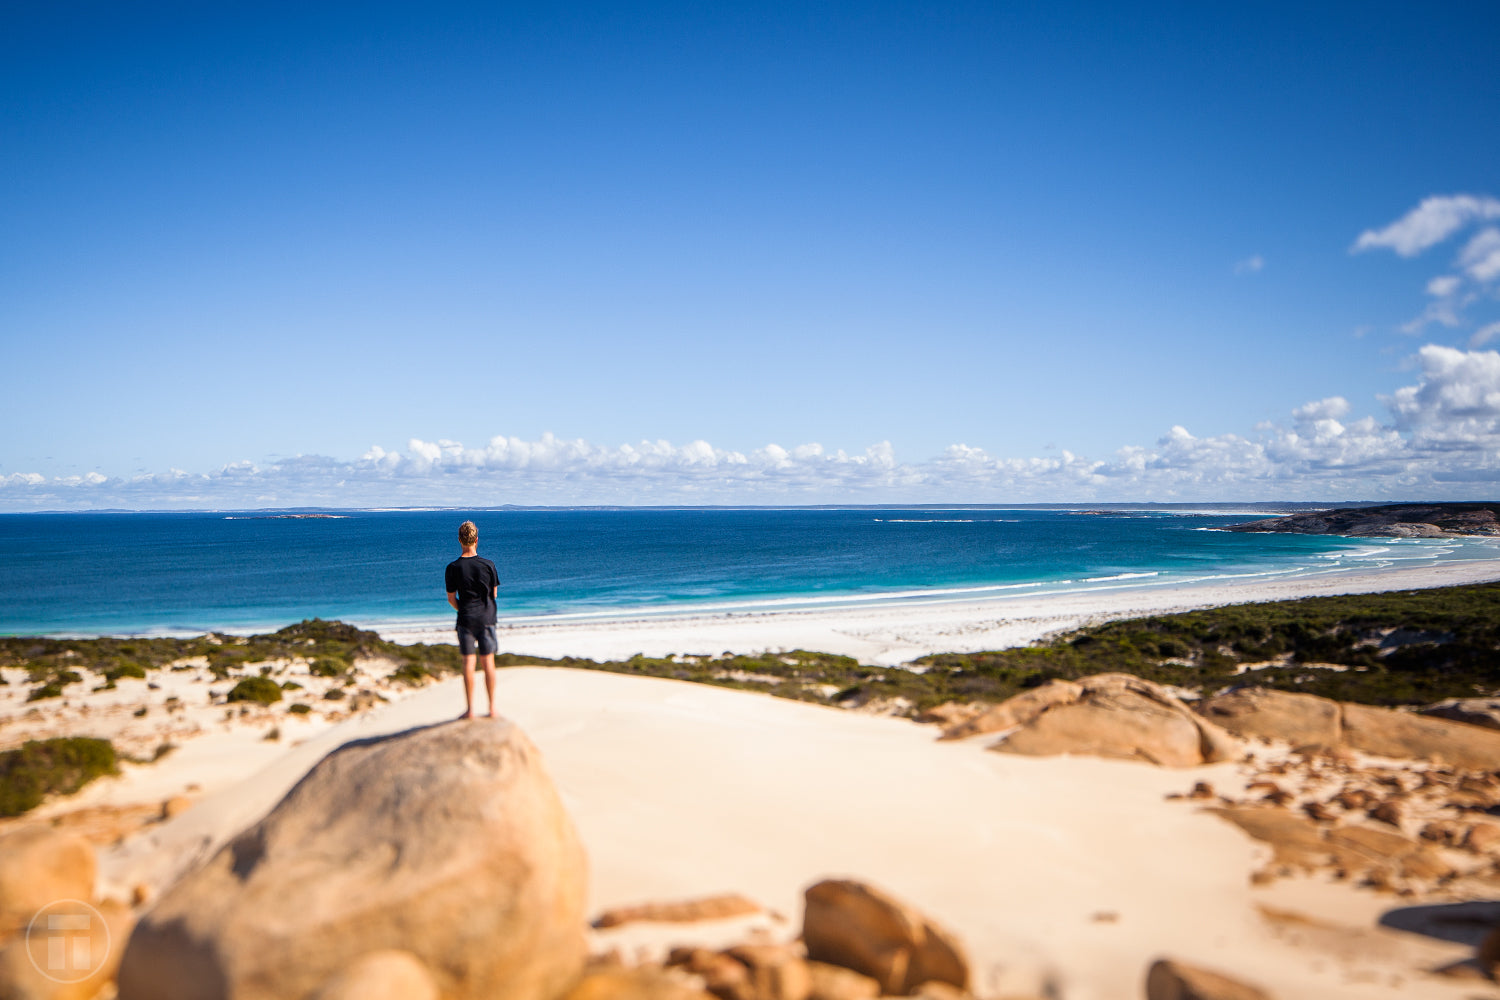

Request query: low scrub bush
[
  {"left": 0, "top": 737, "right": 118, "bottom": 817},
  {"left": 226, "top": 676, "right": 283, "bottom": 705}
]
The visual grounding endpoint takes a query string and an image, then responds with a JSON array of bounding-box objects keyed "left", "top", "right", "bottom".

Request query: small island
[{"left": 1228, "top": 502, "right": 1500, "bottom": 537}]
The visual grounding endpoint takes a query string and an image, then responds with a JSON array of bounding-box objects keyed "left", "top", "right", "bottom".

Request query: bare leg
[
  {"left": 461, "top": 654, "right": 477, "bottom": 719},
  {"left": 481, "top": 653, "right": 497, "bottom": 718}
]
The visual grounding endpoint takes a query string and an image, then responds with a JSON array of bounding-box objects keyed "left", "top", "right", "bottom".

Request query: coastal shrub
[
  {"left": 0, "top": 737, "right": 118, "bottom": 817},
  {"left": 103, "top": 661, "right": 147, "bottom": 682},
  {"left": 27, "top": 669, "right": 83, "bottom": 701},
  {"left": 323, "top": 688, "right": 346, "bottom": 701},
  {"left": 288, "top": 703, "right": 312, "bottom": 714},
  {"left": 226, "top": 676, "right": 283, "bottom": 705},
  {"left": 309, "top": 657, "right": 349, "bottom": 678},
  {"left": 281, "top": 680, "right": 303, "bottom": 690}
]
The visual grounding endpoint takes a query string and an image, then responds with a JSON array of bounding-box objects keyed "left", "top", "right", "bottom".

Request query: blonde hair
[{"left": 458, "top": 521, "right": 478, "bottom": 547}]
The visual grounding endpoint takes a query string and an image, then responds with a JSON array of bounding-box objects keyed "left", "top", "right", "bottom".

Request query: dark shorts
[{"left": 456, "top": 624, "right": 498, "bottom": 656}]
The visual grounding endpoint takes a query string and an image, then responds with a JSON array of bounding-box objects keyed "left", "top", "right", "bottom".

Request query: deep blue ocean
[{"left": 1, "top": 508, "right": 1495, "bottom": 637}]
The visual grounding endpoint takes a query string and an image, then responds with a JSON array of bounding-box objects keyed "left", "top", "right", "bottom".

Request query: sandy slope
[{"left": 98, "top": 668, "right": 1481, "bottom": 1000}]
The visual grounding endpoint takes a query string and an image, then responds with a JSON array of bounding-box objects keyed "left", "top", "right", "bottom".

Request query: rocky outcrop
[
  {"left": 1341, "top": 703, "right": 1500, "bottom": 769},
  {"left": 592, "top": 893, "right": 762, "bottom": 929},
  {"left": 310, "top": 950, "right": 440, "bottom": 1000},
  {"left": 975, "top": 674, "right": 1239, "bottom": 767},
  {"left": 801, "top": 880, "right": 968, "bottom": 995},
  {"left": 1198, "top": 688, "right": 1500, "bottom": 768},
  {"left": 1196, "top": 689, "right": 1340, "bottom": 747},
  {"left": 1226, "top": 502, "right": 1500, "bottom": 537},
  {"left": 936, "top": 682, "right": 1082, "bottom": 741},
  {"left": 0, "top": 827, "right": 96, "bottom": 939},
  {"left": 1145, "top": 958, "right": 1272, "bottom": 1000},
  {"left": 0, "top": 897, "right": 134, "bottom": 1000},
  {"left": 1210, "top": 806, "right": 1452, "bottom": 883},
  {"left": 117, "top": 718, "right": 588, "bottom": 1000},
  {"left": 1421, "top": 698, "right": 1500, "bottom": 731},
  {"left": 563, "top": 967, "right": 717, "bottom": 1000}
]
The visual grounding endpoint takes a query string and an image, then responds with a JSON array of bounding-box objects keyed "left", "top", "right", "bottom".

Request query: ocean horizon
[{"left": 4, "top": 505, "right": 1497, "bottom": 639}]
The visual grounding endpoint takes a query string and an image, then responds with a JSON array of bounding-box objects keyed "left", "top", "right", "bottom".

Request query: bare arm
[{"left": 447, "top": 591, "right": 459, "bottom": 611}]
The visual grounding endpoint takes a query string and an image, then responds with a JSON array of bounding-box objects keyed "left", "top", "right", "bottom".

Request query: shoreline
[{"left": 376, "top": 557, "right": 1500, "bottom": 666}]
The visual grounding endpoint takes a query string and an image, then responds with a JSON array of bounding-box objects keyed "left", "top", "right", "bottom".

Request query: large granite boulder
[
  {"left": 1196, "top": 689, "right": 1340, "bottom": 747},
  {"left": 0, "top": 897, "right": 133, "bottom": 1000},
  {"left": 987, "top": 674, "right": 1239, "bottom": 767},
  {"left": 802, "top": 879, "right": 968, "bottom": 995},
  {"left": 310, "top": 950, "right": 439, "bottom": 1000},
  {"left": 1341, "top": 703, "right": 1500, "bottom": 769},
  {"left": 0, "top": 827, "right": 96, "bottom": 939},
  {"left": 1198, "top": 686, "right": 1500, "bottom": 767},
  {"left": 937, "top": 682, "right": 1082, "bottom": 741},
  {"left": 117, "top": 719, "right": 588, "bottom": 1000}
]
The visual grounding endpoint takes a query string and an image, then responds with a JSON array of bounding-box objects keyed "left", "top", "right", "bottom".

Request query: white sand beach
[
  {"left": 382, "top": 557, "right": 1500, "bottom": 665},
  {"left": 5, "top": 561, "right": 1500, "bottom": 999}
]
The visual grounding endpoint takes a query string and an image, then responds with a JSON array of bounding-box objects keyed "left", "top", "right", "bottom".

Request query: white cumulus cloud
[
  {"left": 1353, "top": 194, "right": 1500, "bottom": 257},
  {"left": 6, "top": 347, "right": 1500, "bottom": 508},
  {"left": 1357, "top": 194, "right": 1500, "bottom": 337}
]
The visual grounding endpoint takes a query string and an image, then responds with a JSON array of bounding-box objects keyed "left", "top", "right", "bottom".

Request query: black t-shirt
[{"left": 445, "top": 555, "right": 499, "bottom": 628}]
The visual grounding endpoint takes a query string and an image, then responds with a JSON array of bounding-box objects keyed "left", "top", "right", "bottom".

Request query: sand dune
[{"left": 99, "top": 668, "right": 1479, "bottom": 999}]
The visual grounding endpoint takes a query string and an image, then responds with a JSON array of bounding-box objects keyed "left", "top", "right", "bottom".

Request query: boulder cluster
[{"left": 5, "top": 677, "right": 1498, "bottom": 999}]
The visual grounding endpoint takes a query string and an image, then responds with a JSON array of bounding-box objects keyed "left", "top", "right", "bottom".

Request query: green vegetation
[
  {"left": 288, "top": 703, "right": 312, "bottom": 715},
  {"left": 479, "top": 583, "right": 1500, "bottom": 712},
  {"left": 0, "top": 737, "right": 118, "bottom": 817},
  {"left": 225, "top": 676, "right": 283, "bottom": 705},
  {"left": 0, "top": 618, "right": 463, "bottom": 697},
  {"left": 4, "top": 587, "right": 1497, "bottom": 730}
]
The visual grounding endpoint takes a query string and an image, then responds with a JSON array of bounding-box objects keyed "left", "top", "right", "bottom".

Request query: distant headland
[{"left": 1228, "top": 502, "right": 1500, "bottom": 537}]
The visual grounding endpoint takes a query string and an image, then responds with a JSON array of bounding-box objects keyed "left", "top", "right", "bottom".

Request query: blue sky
[{"left": 3, "top": 2, "right": 1499, "bottom": 507}]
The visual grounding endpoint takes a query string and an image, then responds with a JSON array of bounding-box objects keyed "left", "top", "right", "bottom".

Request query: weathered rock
[
  {"left": 0, "top": 897, "right": 133, "bottom": 1000},
  {"left": 1196, "top": 689, "right": 1340, "bottom": 747},
  {"left": 1302, "top": 801, "right": 1338, "bottom": 823},
  {"left": 1332, "top": 787, "right": 1375, "bottom": 811},
  {"left": 1422, "top": 698, "right": 1500, "bottom": 731},
  {"left": 117, "top": 718, "right": 588, "bottom": 1000},
  {"left": 914, "top": 702, "right": 989, "bottom": 729},
  {"left": 1341, "top": 703, "right": 1500, "bottom": 769},
  {"left": 1420, "top": 819, "right": 1465, "bottom": 846},
  {"left": 666, "top": 948, "right": 752, "bottom": 1000},
  {"left": 593, "top": 893, "right": 761, "bottom": 929},
  {"left": 562, "top": 967, "right": 717, "bottom": 1000},
  {"left": 1478, "top": 925, "right": 1500, "bottom": 978},
  {"left": 1368, "top": 798, "right": 1404, "bottom": 826},
  {"left": 310, "top": 950, "right": 439, "bottom": 1000},
  {"left": 1464, "top": 822, "right": 1500, "bottom": 854},
  {"left": 725, "top": 944, "right": 811, "bottom": 1000},
  {"left": 0, "top": 827, "right": 96, "bottom": 939},
  {"left": 988, "top": 675, "right": 1239, "bottom": 767},
  {"left": 1208, "top": 807, "right": 1331, "bottom": 870},
  {"left": 160, "top": 795, "right": 193, "bottom": 821},
  {"left": 802, "top": 879, "right": 969, "bottom": 995},
  {"left": 1144, "top": 958, "right": 1272, "bottom": 1000},
  {"left": 1226, "top": 503, "right": 1500, "bottom": 538},
  {"left": 910, "top": 981, "right": 969, "bottom": 1000},
  {"left": 805, "top": 961, "right": 880, "bottom": 1000},
  {"left": 938, "top": 682, "right": 1082, "bottom": 741}
]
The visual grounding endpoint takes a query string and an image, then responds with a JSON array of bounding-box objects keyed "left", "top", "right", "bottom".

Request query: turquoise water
[{"left": 0, "top": 508, "right": 1494, "bottom": 636}]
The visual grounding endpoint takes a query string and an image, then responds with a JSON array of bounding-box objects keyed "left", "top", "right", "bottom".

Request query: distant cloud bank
[{"left": 5, "top": 344, "right": 1499, "bottom": 509}]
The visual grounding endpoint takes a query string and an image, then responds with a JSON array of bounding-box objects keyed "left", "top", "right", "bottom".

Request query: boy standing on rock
[{"left": 445, "top": 520, "right": 500, "bottom": 719}]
